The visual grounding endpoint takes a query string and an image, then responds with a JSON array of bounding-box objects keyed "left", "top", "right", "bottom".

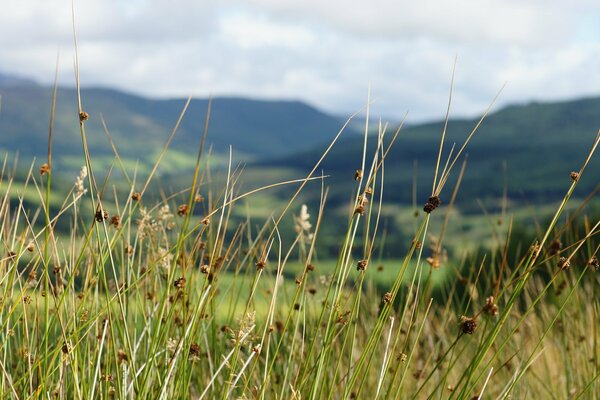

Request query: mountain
[
  {"left": 0, "top": 72, "right": 37, "bottom": 87},
  {"left": 0, "top": 80, "right": 349, "bottom": 172},
  {"left": 259, "top": 97, "right": 600, "bottom": 209}
]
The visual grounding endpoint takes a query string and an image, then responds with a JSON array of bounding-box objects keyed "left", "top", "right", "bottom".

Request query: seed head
[
  {"left": 194, "top": 194, "right": 204, "bottom": 203},
  {"left": 174, "top": 277, "right": 186, "bottom": 289},
  {"left": 40, "top": 163, "right": 51, "bottom": 175},
  {"left": 570, "top": 171, "right": 580, "bottom": 182},
  {"left": 357, "top": 259, "right": 368, "bottom": 271},
  {"left": 460, "top": 315, "right": 477, "bottom": 335},
  {"left": 484, "top": 296, "right": 499, "bottom": 316},
  {"left": 131, "top": 192, "right": 142, "bottom": 201},
  {"left": 117, "top": 349, "right": 128, "bottom": 364},
  {"left": 423, "top": 196, "right": 442, "bottom": 214},
  {"left": 200, "top": 264, "right": 210, "bottom": 274},
  {"left": 177, "top": 204, "right": 189, "bottom": 216},
  {"left": 549, "top": 239, "right": 562, "bottom": 256},
  {"left": 95, "top": 209, "right": 109, "bottom": 222},
  {"left": 558, "top": 256, "right": 570, "bottom": 270},
  {"left": 256, "top": 259, "right": 267, "bottom": 270},
  {"left": 354, "top": 169, "right": 363, "bottom": 181},
  {"left": 189, "top": 343, "right": 201, "bottom": 362},
  {"left": 110, "top": 215, "right": 121, "bottom": 228},
  {"left": 588, "top": 256, "right": 599, "bottom": 271},
  {"left": 306, "top": 263, "right": 315, "bottom": 272},
  {"left": 79, "top": 111, "right": 89, "bottom": 122},
  {"left": 383, "top": 292, "right": 393, "bottom": 305}
]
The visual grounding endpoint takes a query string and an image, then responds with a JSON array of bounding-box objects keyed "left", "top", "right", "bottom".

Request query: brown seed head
[
  {"left": 174, "top": 277, "right": 186, "bottom": 289},
  {"left": 484, "top": 296, "right": 499, "bottom": 316},
  {"left": 423, "top": 196, "right": 442, "bottom": 214},
  {"left": 194, "top": 194, "right": 204, "bottom": 203},
  {"left": 95, "top": 209, "right": 109, "bottom": 222},
  {"left": 201, "top": 216, "right": 210, "bottom": 225},
  {"left": 588, "top": 256, "right": 599, "bottom": 271},
  {"left": 570, "top": 171, "right": 580, "bottom": 182},
  {"left": 383, "top": 292, "right": 393, "bottom": 305},
  {"left": 79, "top": 111, "right": 89, "bottom": 122},
  {"left": 189, "top": 343, "right": 201, "bottom": 361},
  {"left": 558, "top": 256, "right": 571, "bottom": 270},
  {"left": 110, "top": 215, "right": 121, "bottom": 228},
  {"left": 549, "top": 239, "right": 562, "bottom": 256},
  {"left": 460, "top": 315, "right": 477, "bottom": 335},
  {"left": 40, "top": 163, "right": 51, "bottom": 176},
  {"left": 426, "top": 256, "right": 440, "bottom": 269},
  {"left": 306, "top": 263, "right": 315, "bottom": 272},
  {"left": 354, "top": 169, "right": 363, "bottom": 181},
  {"left": 117, "top": 349, "right": 128, "bottom": 364},
  {"left": 256, "top": 260, "right": 267, "bottom": 270},
  {"left": 200, "top": 264, "right": 210, "bottom": 274},
  {"left": 177, "top": 204, "right": 189, "bottom": 216},
  {"left": 131, "top": 192, "right": 142, "bottom": 201},
  {"left": 357, "top": 259, "right": 368, "bottom": 271}
]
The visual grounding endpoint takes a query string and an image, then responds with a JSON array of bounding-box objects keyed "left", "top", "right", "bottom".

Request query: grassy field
[{"left": 1, "top": 81, "right": 599, "bottom": 400}]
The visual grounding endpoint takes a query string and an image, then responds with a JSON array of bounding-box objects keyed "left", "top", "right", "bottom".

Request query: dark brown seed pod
[
  {"left": 79, "top": 111, "right": 89, "bottom": 122},
  {"left": 256, "top": 260, "right": 267, "bottom": 270},
  {"left": 570, "top": 171, "right": 580, "bottom": 182},
  {"left": 357, "top": 259, "right": 368, "bottom": 271},
  {"left": 95, "top": 209, "right": 109, "bottom": 222},
  {"left": 354, "top": 169, "right": 363, "bottom": 181},
  {"left": 460, "top": 316, "right": 477, "bottom": 335},
  {"left": 177, "top": 204, "right": 189, "bottom": 216},
  {"left": 131, "top": 192, "right": 142, "bottom": 201},
  {"left": 549, "top": 239, "right": 562, "bottom": 256}
]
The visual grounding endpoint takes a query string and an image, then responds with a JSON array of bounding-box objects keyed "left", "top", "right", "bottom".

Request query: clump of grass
[{"left": 0, "top": 45, "right": 599, "bottom": 399}]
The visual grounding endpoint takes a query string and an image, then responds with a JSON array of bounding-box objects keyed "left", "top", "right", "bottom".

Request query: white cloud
[{"left": 0, "top": 0, "right": 598, "bottom": 121}]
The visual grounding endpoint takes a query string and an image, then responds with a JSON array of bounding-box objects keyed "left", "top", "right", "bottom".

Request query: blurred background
[{"left": 1, "top": 0, "right": 599, "bottom": 257}]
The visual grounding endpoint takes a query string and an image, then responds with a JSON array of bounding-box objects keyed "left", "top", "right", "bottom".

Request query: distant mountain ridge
[
  {"left": 0, "top": 75, "right": 598, "bottom": 207},
  {"left": 259, "top": 96, "right": 600, "bottom": 206},
  {"left": 0, "top": 79, "right": 348, "bottom": 171}
]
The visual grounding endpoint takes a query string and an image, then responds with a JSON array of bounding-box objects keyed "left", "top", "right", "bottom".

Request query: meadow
[{"left": 0, "top": 74, "right": 599, "bottom": 400}]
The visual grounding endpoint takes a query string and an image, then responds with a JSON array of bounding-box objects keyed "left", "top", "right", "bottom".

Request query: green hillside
[
  {"left": 0, "top": 80, "right": 348, "bottom": 173},
  {"left": 260, "top": 97, "right": 600, "bottom": 209}
]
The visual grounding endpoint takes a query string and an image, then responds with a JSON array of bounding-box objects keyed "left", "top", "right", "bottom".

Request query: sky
[{"left": 1, "top": 0, "right": 599, "bottom": 121}]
